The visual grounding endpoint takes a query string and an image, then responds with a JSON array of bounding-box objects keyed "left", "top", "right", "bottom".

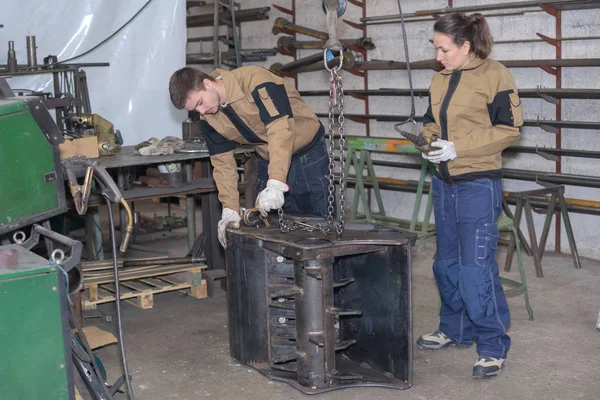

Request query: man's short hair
[{"left": 169, "top": 67, "right": 216, "bottom": 109}]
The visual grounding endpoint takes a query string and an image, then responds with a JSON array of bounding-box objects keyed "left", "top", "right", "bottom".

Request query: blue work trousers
[
  {"left": 432, "top": 176, "right": 511, "bottom": 359},
  {"left": 256, "top": 135, "right": 331, "bottom": 217}
]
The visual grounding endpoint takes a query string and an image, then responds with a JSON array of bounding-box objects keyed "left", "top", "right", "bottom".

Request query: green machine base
[{"left": 0, "top": 244, "right": 74, "bottom": 400}]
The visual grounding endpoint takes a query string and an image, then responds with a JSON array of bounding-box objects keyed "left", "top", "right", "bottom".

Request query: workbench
[{"left": 81, "top": 145, "right": 254, "bottom": 272}]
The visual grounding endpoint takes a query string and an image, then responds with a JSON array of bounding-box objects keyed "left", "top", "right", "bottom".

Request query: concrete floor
[{"left": 89, "top": 201, "right": 600, "bottom": 400}]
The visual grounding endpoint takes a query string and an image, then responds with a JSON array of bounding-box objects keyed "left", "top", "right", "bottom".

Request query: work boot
[
  {"left": 416, "top": 329, "right": 471, "bottom": 350},
  {"left": 472, "top": 356, "right": 505, "bottom": 379}
]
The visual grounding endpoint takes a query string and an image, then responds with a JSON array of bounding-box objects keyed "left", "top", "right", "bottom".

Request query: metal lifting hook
[{"left": 393, "top": 0, "right": 418, "bottom": 135}]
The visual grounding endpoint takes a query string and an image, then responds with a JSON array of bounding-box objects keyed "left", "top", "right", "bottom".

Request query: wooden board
[{"left": 82, "top": 264, "right": 207, "bottom": 310}]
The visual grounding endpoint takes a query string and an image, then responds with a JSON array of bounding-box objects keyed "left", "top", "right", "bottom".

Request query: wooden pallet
[{"left": 82, "top": 260, "right": 207, "bottom": 310}]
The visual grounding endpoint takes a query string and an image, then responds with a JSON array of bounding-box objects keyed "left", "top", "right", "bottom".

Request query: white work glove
[
  {"left": 423, "top": 140, "right": 457, "bottom": 164},
  {"left": 256, "top": 179, "right": 289, "bottom": 217},
  {"left": 217, "top": 208, "right": 241, "bottom": 249}
]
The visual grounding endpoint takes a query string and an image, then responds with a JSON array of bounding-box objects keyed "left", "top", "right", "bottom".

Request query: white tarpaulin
[{"left": 1, "top": 0, "right": 187, "bottom": 145}]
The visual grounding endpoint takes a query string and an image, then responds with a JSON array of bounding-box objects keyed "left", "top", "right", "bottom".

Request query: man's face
[
  {"left": 433, "top": 32, "right": 471, "bottom": 71},
  {"left": 183, "top": 79, "right": 220, "bottom": 115}
]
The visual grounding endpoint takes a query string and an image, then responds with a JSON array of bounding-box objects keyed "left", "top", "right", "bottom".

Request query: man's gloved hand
[
  {"left": 423, "top": 140, "right": 457, "bottom": 164},
  {"left": 256, "top": 179, "right": 289, "bottom": 217},
  {"left": 217, "top": 208, "right": 241, "bottom": 249}
]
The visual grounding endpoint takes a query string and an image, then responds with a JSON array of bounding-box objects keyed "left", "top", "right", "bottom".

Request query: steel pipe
[
  {"left": 301, "top": 88, "right": 600, "bottom": 100},
  {"left": 360, "top": 0, "right": 600, "bottom": 23},
  {"left": 315, "top": 113, "right": 600, "bottom": 131},
  {"left": 277, "top": 36, "right": 375, "bottom": 56},
  {"left": 353, "top": 58, "right": 600, "bottom": 72},
  {"left": 187, "top": 7, "right": 270, "bottom": 28}
]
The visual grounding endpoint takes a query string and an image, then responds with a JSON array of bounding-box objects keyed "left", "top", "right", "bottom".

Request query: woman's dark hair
[{"left": 433, "top": 12, "right": 493, "bottom": 59}]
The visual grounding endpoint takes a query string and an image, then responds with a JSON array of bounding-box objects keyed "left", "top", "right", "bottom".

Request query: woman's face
[{"left": 433, "top": 32, "right": 472, "bottom": 71}]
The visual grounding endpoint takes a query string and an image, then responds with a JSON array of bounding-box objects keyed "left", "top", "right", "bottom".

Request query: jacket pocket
[{"left": 509, "top": 92, "right": 523, "bottom": 126}]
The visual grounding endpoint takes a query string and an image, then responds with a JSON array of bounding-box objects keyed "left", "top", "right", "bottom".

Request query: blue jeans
[
  {"left": 432, "top": 176, "right": 511, "bottom": 359},
  {"left": 256, "top": 135, "right": 331, "bottom": 217}
]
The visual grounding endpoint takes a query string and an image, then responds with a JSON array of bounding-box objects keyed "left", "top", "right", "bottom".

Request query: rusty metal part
[
  {"left": 187, "top": 7, "right": 270, "bottom": 28},
  {"left": 242, "top": 207, "right": 270, "bottom": 228},
  {"left": 227, "top": 224, "right": 415, "bottom": 393},
  {"left": 272, "top": 17, "right": 329, "bottom": 40},
  {"left": 277, "top": 37, "right": 375, "bottom": 56},
  {"left": 0, "top": 248, "right": 18, "bottom": 269}
]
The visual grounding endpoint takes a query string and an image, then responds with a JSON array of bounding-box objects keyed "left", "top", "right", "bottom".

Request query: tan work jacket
[
  {"left": 200, "top": 66, "right": 320, "bottom": 212},
  {"left": 421, "top": 57, "right": 523, "bottom": 183}
]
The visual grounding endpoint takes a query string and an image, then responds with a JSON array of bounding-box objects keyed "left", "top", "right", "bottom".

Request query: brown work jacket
[
  {"left": 200, "top": 66, "right": 320, "bottom": 212},
  {"left": 421, "top": 57, "right": 523, "bottom": 183}
]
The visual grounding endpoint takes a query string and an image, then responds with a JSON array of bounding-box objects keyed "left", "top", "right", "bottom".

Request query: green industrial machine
[
  {"left": 0, "top": 81, "right": 79, "bottom": 399},
  {"left": 0, "top": 244, "right": 74, "bottom": 400},
  {"left": 0, "top": 80, "right": 66, "bottom": 236}
]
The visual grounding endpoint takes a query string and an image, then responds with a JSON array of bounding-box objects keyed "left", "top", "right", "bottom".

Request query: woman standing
[{"left": 415, "top": 12, "right": 523, "bottom": 379}]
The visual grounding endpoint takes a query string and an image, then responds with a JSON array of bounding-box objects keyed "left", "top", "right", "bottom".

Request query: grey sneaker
[
  {"left": 416, "top": 329, "right": 471, "bottom": 350},
  {"left": 473, "top": 357, "right": 505, "bottom": 379}
]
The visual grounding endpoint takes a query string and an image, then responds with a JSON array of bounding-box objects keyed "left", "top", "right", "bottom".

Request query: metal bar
[
  {"left": 410, "top": 159, "right": 428, "bottom": 232},
  {"left": 360, "top": 0, "right": 600, "bottom": 23},
  {"left": 364, "top": 11, "right": 534, "bottom": 26},
  {"left": 213, "top": 0, "right": 220, "bottom": 68},
  {"left": 272, "top": 17, "right": 329, "bottom": 40},
  {"left": 354, "top": 158, "right": 600, "bottom": 189},
  {"left": 200, "top": 160, "right": 225, "bottom": 270},
  {"left": 288, "top": 52, "right": 355, "bottom": 73},
  {"left": 351, "top": 58, "right": 600, "bottom": 72},
  {"left": 523, "top": 198, "right": 544, "bottom": 277},
  {"left": 554, "top": 7, "right": 563, "bottom": 252},
  {"left": 278, "top": 36, "right": 375, "bottom": 54},
  {"left": 537, "top": 193, "right": 558, "bottom": 263},
  {"left": 365, "top": 152, "right": 385, "bottom": 217},
  {"left": 495, "top": 35, "right": 600, "bottom": 44},
  {"left": 341, "top": 175, "right": 600, "bottom": 215},
  {"left": 273, "top": 52, "right": 324, "bottom": 72},
  {"left": 187, "top": 35, "right": 228, "bottom": 43},
  {"left": 187, "top": 7, "right": 270, "bottom": 27},
  {"left": 558, "top": 192, "right": 582, "bottom": 268},
  {"left": 184, "top": 162, "right": 197, "bottom": 252},
  {"left": 317, "top": 113, "right": 600, "bottom": 131},
  {"left": 301, "top": 87, "right": 600, "bottom": 100}
]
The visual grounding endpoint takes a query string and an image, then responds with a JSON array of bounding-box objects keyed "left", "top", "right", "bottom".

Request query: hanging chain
[
  {"left": 277, "top": 50, "right": 346, "bottom": 236},
  {"left": 336, "top": 69, "right": 346, "bottom": 236}
]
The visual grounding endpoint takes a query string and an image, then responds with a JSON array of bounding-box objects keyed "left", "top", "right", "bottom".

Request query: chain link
[{"left": 277, "top": 60, "right": 346, "bottom": 237}]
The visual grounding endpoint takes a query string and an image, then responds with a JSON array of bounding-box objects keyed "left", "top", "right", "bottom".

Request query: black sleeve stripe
[
  {"left": 487, "top": 89, "right": 517, "bottom": 128},
  {"left": 251, "top": 82, "right": 293, "bottom": 126},
  {"left": 422, "top": 94, "right": 435, "bottom": 125},
  {"left": 201, "top": 120, "right": 236, "bottom": 156}
]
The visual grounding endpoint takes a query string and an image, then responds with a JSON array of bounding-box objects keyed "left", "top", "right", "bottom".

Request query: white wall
[
  {"left": 187, "top": 0, "right": 600, "bottom": 259},
  {"left": 1, "top": 0, "right": 187, "bottom": 146}
]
